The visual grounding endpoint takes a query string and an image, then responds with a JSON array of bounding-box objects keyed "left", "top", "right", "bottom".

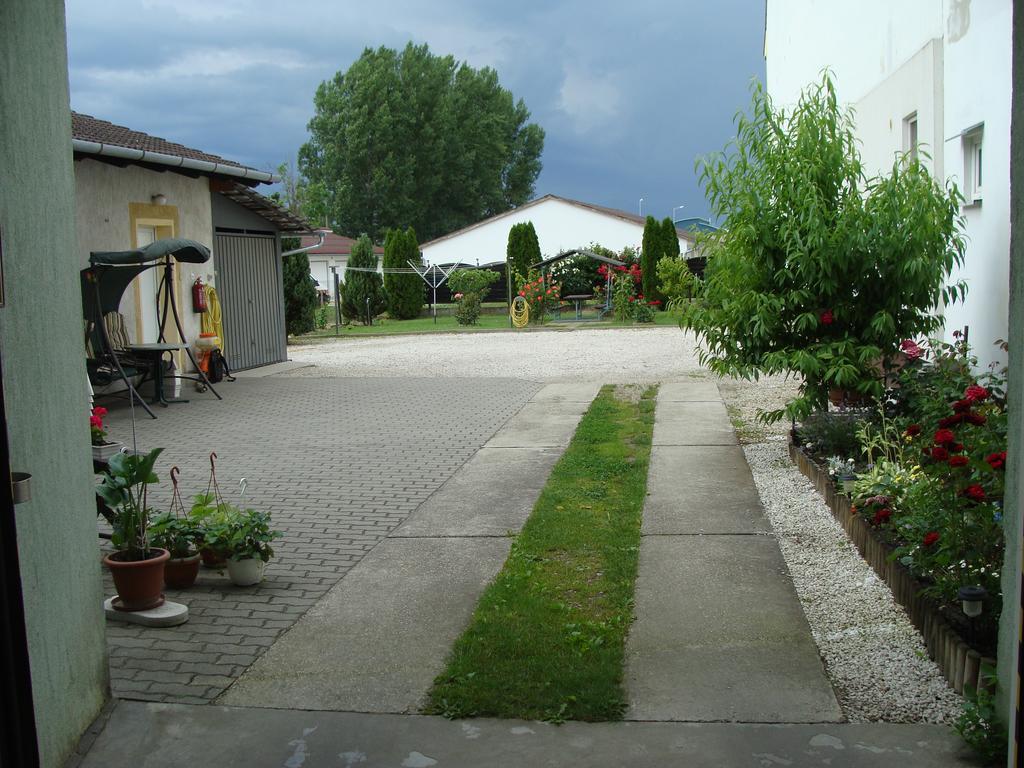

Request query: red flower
[
  {"left": 872, "top": 508, "right": 892, "bottom": 526},
  {"left": 965, "top": 412, "right": 987, "bottom": 426},
  {"left": 930, "top": 446, "right": 950, "bottom": 461},
  {"left": 948, "top": 456, "right": 969, "bottom": 468},
  {"left": 649, "top": 300, "right": 661, "bottom": 306},
  {"left": 960, "top": 484, "right": 986, "bottom": 502},
  {"left": 965, "top": 385, "right": 989, "bottom": 402},
  {"left": 922, "top": 532, "right": 940, "bottom": 547},
  {"left": 986, "top": 452, "right": 1007, "bottom": 471},
  {"left": 89, "top": 415, "right": 103, "bottom": 428},
  {"left": 899, "top": 339, "right": 923, "bottom": 360},
  {"left": 905, "top": 424, "right": 921, "bottom": 437},
  {"left": 820, "top": 310, "right": 834, "bottom": 325},
  {"left": 92, "top": 406, "right": 108, "bottom": 417},
  {"left": 952, "top": 399, "right": 973, "bottom": 413},
  {"left": 938, "top": 414, "right": 964, "bottom": 428},
  {"left": 933, "top": 429, "right": 956, "bottom": 446},
  {"left": 950, "top": 443, "right": 964, "bottom": 453}
]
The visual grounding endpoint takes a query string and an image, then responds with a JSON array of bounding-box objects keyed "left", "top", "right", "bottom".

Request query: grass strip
[{"left": 425, "top": 384, "right": 656, "bottom": 722}]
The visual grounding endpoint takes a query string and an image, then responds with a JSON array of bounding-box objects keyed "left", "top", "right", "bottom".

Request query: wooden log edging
[{"left": 787, "top": 440, "right": 996, "bottom": 696}]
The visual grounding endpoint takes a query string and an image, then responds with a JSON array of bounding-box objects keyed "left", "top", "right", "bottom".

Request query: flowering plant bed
[{"left": 788, "top": 436, "right": 995, "bottom": 696}]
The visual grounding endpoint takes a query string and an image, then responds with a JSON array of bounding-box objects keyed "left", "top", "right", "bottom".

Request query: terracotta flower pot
[
  {"left": 164, "top": 553, "right": 201, "bottom": 589},
  {"left": 104, "top": 548, "right": 169, "bottom": 611},
  {"left": 200, "top": 547, "right": 228, "bottom": 568}
]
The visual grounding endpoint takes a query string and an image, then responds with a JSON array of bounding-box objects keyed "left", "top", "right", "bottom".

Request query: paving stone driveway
[{"left": 100, "top": 376, "right": 541, "bottom": 704}]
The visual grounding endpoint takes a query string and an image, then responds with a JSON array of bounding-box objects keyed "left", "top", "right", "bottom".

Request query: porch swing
[{"left": 81, "top": 238, "right": 222, "bottom": 419}]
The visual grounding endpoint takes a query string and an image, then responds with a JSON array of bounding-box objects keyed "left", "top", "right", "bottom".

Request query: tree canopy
[
  {"left": 683, "top": 74, "right": 966, "bottom": 421},
  {"left": 300, "top": 42, "right": 545, "bottom": 243}
]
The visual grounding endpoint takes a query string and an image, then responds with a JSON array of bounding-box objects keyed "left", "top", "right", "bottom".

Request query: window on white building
[
  {"left": 963, "top": 125, "right": 984, "bottom": 204},
  {"left": 903, "top": 112, "right": 919, "bottom": 161}
]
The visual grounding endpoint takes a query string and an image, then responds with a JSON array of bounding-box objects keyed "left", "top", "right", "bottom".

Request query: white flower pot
[
  {"left": 227, "top": 557, "right": 265, "bottom": 586},
  {"left": 92, "top": 441, "right": 124, "bottom": 462}
]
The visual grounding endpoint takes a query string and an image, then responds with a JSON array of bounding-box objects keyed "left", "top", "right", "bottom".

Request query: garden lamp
[{"left": 958, "top": 585, "right": 987, "bottom": 618}]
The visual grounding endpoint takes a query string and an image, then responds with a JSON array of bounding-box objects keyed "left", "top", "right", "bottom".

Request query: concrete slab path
[
  {"left": 77, "top": 700, "right": 976, "bottom": 768},
  {"left": 625, "top": 382, "right": 843, "bottom": 722},
  {"left": 219, "top": 383, "right": 598, "bottom": 712}
]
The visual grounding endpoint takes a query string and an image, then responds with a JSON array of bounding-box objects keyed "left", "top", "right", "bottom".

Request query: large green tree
[
  {"left": 300, "top": 43, "right": 545, "bottom": 243},
  {"left": 684, "top": 75, "right": 966, "bottom": 421},
  {"left": 506, "top": 221, "right": 541, "bottom": 283},
  {"left": 383, "top": 227, "right": 424, "bottom": 319},
  {"left": 340, "top": 235, "right": 387, "bottom": 324}
]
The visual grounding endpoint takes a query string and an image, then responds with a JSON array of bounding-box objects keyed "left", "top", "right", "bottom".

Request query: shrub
[
  {"left": 282, "top": 238, "right": 318, "bottom": 335},
  {"left": 656, "top": 255, "right": 694, "bottom": 313},
  {"left": 551, "top": 253, "right": 603, "bottom": 296},
  {"left": 340, "top": 234, "right": 386, "bottom": 324},
  {"left": 314, "top": 303, "right": 331, "bottom": 330},
  {"left": 450, "top": 269, "right": 499, "bottom": 326},
  {"left": 383, "top": 227, "right": 424, "bottom": 319},
  {"left": 507, "top": 222, "right": 541, "bottom": 284},
  {"left": 518, "top": 271, "right": 559, "bottom": 324},
  {"left": 640, "top": 216, "right": 661, "bottom": 303},
  {"left": 684, "top": 73, "right": 967, "bottom": 422}
]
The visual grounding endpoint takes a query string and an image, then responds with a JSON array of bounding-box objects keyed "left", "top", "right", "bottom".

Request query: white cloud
[
  {"left": 79, "top": 47, "right": 311, "bottom": 85},
  {"left": 557, "top": 67, "right": 623, "bottom": 134}
]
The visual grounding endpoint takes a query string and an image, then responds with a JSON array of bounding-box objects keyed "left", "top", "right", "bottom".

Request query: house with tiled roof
[
  {"left": 72, "top": 112, "right": 312, "bottom": 374},
  {"left": 419, "top": 194, "right": 696, "bottom": 267},
  {"left": 297, "top": 230, "right": 384, "bottom": 297}
]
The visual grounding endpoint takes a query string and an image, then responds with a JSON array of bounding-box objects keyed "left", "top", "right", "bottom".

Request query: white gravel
[
  {"left": 287, "top": 327, "right": 703, "bottom": 382},
  {"left": 743, "top": 440, "right": 962, "bottom": 723}
]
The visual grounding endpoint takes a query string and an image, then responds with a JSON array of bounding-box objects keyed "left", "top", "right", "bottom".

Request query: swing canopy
[{"left": 82, "top": 238, "right": 211, "bottom": 317}]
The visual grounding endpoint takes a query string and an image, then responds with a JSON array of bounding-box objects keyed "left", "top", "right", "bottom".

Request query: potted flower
[
  {"left": 148, "top": 511, "right": 202, "bottom": 588},
  {"left": 95, "top": 448, "right": 169, "bottom": 610},
  {"left": 188, "top": 493, "right": 238, "bottom": 567},
  {"left": 208, "top": 509, "right": 282, "bottom": 586},
  {"left": 90, "top": 406, "right": 122, "bottom": 461}
]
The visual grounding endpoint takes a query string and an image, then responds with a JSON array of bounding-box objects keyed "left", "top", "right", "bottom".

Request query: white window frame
[
  {"left": 903, "top": 111, "right": 919, "bottom": 162},
  {"left": 963, "top": 124, "right": 984, "bottom": 204}
]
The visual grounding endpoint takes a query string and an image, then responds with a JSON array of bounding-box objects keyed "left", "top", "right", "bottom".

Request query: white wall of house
[
  {"left": 421, "top": 197, "right": 693, "bottom": 266},
  {"left": 74, "top": 159, "right": 213, "bottom": 368},
  {"left": 765, "top": 0, "right": 1011, "bottom": 369},
  {"left": 308, "top": 255, "right": 348, "bottom": 294}
]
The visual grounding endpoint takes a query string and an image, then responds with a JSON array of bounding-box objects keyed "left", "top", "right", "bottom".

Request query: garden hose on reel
[
  {"left": 510, "top": 296, "right": 529, "bottom": 328},
  {"left": 200, "top": 284, "right": 224, "bottom": 353}
]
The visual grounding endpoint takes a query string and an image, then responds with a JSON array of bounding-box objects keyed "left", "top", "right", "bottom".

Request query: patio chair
[{"left": 84, "top": 312, "right": 157, "bottom": 417}]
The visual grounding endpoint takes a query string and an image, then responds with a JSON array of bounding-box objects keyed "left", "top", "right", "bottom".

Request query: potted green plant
[
  {"left": 148, "top": 511, "right": 202, "bottom": 588},
  {"left": 90, "top": 406, "right": 122, "bottom": 461},
  {"left": 210, "top": 509, "right": 282, "bottom": 586},
  {"left": 95, "top": 448, "right": 168, "bottom": 610}
]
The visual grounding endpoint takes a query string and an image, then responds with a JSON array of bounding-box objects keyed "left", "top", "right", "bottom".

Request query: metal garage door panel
[{"left": 215, "top": 233, "right": 286, "bottom": 371}]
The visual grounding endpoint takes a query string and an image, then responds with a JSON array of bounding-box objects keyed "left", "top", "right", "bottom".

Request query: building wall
[
  {"left": 941, "top": 1, "right": 1012, "bottom": 367},
  {"left": 74, "top": 159, "right": 214, "bottom": 366},
  {"left": 765, "top": 0, "right": 1011, "bottom": 370},
  {"left": 421, "top": 198, "right": 692, "bottom": 266},
  {"left": 0, "top": 0, "right": 109, "bottom": 764}
]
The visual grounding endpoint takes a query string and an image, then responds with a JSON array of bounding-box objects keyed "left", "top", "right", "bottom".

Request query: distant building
[
  {"left": 765, "top": 0, "right": 1011, "bottom": 368},
  {"left": 420, "top": 194, "right": 696, "bottom": 266},
  {"left": 298, "top": 230, "right": 384, "bottom": 296},
  {"left": 673, "top": 216, "right": 719, "bottom": 235}
]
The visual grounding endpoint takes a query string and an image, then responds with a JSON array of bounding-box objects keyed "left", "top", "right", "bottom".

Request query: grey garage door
[{"left": 214, "top": 231, "right": 287, "bottom": 371}]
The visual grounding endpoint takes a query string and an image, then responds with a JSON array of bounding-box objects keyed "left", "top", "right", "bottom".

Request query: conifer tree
[
  {"left": 506, "top": 221, "right": 541, "bottom": 284},
  {"left": 640, "top": 215, "right": 661, "bottom": 301},
  {"left": 383, "top": 227, "right": 424, "bottom": 319},
  {"left": 341, "top": 234, "right": 387, "bottom": 324}
]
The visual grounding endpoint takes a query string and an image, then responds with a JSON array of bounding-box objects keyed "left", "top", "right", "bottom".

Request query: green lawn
[
  {"left": 424, "top": 385, "right": 656, "bottom": 722},
  {"left": 292, "top": 307, "right": 679, "bottom": 341}
]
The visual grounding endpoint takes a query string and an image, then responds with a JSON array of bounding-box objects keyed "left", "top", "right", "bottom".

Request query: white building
[
  {"left": 299, "top": 230, "right": 384, "bottom": 297},
  {"left": 765, "top": 0, "right": 1012, "bottom": 369},
  {"left": 420, "top": 194, "right": 696, "bottom": 266}
]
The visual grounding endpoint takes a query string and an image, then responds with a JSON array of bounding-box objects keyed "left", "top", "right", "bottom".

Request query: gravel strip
[
  {"left": 287, "top": 327, "right": 703, "bottom": 382},
  {"left": 744, "top": 440, "right": 962, "bottom": 723}
]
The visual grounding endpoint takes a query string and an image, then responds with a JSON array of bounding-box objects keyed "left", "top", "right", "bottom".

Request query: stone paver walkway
[
  {"left": 624, "top": 382, "right": 842, "bottom": 722},
  {"left": 219, "top": 382, "right": 601, "bottom": 711},
  {"left": 99, "top": 376, "right": 540, "bottom": 704},
  {"left": 77, "top": 700, "right": 977, "bottom": 768}
]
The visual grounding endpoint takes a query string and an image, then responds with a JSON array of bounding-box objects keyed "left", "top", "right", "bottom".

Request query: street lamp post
[
  {"left": 639, "top": 198, "right": 644, "bottom": 217},
  {"left": 672, "top": 204, "right": 686, "bottom": 222}
]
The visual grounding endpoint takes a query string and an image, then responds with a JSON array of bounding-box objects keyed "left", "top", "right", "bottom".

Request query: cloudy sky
[{"left": 65, "top": 0, "right": 766, "bottom": 224}]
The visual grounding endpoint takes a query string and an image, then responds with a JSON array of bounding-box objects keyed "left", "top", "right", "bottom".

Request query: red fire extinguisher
[{"left": 192, "top": 277, "right": 208, "bottom": 313}]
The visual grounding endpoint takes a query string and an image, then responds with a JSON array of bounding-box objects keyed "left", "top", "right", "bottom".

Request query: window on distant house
[
  {"left": 903, "top": 112, "right": 919, "bottom": 161},
  {"left": 963, "top": 125, "right": 984, "bottom": 204}
]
